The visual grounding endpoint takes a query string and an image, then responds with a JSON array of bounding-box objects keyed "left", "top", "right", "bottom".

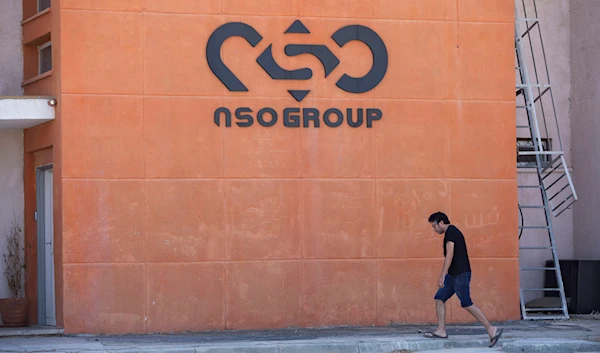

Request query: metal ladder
[{"left": 515, "top": 0, "right": 578, "bottom": 320}]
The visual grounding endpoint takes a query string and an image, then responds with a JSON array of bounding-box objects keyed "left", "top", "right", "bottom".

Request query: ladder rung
[
  {"left": 516, "top": 84, "right": 551, "bottom": 88},
  {"left": 518, "top": 151, "right": 561, "bottom": 156},
  {"left": 541, "top": 155, "right": 567, "bottom": 174},
  {"left": 522, "top": 288, "right": 560, "bottom": 291},
  {"left": 520, "top": 151, "right": 563, "bottom": 156},
  {"left": 521, "top": 21, "right": 539, "bottom": 39},
  {"left": 552, "top": 196, "right": 573, "bottom": 212},
  {"left": 519, "top": 226, "right": 549, "bottom": 229},
  {"left": 518, "top": 185, "right": 542, "bottom": 189},
  {"left": 517, "top": 17, "right": 540, "bottom": 22},
  {"left": 520, "top": 267, "right": 556, "bottom": 271},
  {"left": 525, "top": 315, "right": 569, "bottom": 320},
  {"left": 554, "top": 198, "right": 576, "bottom": 217},
  {"left": 520, "top": 246, "right": 553, "bottom": 250},
  {"left": 519, "top": 206, "right": 546, "bottom": 209},
  {"left": 525, "top": 308, "right": 564, "bottom": 311},
  {"left": 534, "top": 87, "right": 551, "bottom": 103},
  {"left": 546, "top": 174, "right": 568, "bottom": 194},
  {"left": 550, "top": 187, "right": 571, "bottom": 204},
  {"left": 517, "top": 124, "right": 529, "bottom": 127}
]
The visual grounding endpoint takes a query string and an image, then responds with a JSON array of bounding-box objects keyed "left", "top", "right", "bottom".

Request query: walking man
[{"left": 424, "top": 212, "right": 503, "bottom": 348}]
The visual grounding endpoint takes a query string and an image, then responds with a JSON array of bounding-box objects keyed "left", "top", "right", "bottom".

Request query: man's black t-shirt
[{"left": 443, "top": 225, "right": 471, "bottom": 276}]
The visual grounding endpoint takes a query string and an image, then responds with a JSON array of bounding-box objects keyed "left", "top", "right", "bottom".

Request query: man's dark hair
[{"left": 428, "top": 212, "right": 450, "bottom": 225}]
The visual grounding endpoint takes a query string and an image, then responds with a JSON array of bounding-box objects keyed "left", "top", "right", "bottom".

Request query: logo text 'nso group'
[{"left": 206, "top": 20, "right": 388, "bottom": 128}]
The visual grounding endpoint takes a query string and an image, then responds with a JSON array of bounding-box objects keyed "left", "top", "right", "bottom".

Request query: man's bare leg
[
  {"left": 464, "top": 305, "right": 499, "bottom": 339},
  {"left": 433, "top": 299, "right": 447, "bottom": 337}
]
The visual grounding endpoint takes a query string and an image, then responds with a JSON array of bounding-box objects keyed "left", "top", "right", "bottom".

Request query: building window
[
  {"left": 38, "top": 0, "right": 51, "bottom": 12},
  {"left": 38, "top": 42, "right": 52, "bottom": 74},
  {"left": 517, "top": 138, "right": 552, "bottom": 168}
]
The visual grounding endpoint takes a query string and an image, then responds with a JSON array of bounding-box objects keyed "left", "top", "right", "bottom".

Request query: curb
[
  {"left": 15, "top": 338, "right": 492, "bottom": 353},
  {"left": 5, "top": 337, "right": 600, "bottom": 353},
  {"left": 502, "top": 339, "right": 600, "bottom": 353}
]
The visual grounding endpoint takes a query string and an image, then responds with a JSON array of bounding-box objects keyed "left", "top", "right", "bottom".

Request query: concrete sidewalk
[{"left": 1, "top": 318, "right": 600, "bottom": 353}]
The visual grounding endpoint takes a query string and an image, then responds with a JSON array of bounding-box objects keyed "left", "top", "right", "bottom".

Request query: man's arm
[
  {"left": 438, "top": 241, "right": 455, "bottom": 287},
  {"left": 441, "top": 241, "right": 455, "bottom": 276}
]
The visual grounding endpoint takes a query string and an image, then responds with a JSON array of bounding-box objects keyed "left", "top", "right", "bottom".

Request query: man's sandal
[
  {"left": 423, "top": 332, "right": 448, "bottom": 339},
  {"left": 489, "top": 328, "right": 504, "bottom": 347}
]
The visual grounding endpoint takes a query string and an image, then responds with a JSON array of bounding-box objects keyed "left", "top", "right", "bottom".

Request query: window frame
[
  {"left": 517, "top": 137, "right": 552, "bottom": 168},
  {"left": 37, "top": 0, "right": 51, "bottom": 12},
  {"left": 38, "top": 41, "right": 52, "bottom": 75}
]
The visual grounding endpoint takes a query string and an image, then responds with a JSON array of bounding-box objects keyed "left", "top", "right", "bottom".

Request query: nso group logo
[{"left": 206, "top": 20, "right": 388, "bottom": 128}]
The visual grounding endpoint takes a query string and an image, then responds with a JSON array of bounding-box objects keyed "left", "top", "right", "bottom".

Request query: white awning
[{"left": 0, "top": 97, "right": 55, "bottom": 129}]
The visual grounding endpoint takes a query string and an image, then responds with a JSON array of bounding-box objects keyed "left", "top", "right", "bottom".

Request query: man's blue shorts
[{"left": 434, "top": 272, "right": 473, "bottom": 308}]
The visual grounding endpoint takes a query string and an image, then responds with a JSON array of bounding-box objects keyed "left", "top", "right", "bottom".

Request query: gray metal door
[{"left": 36, "top": 165, "right": 56, "bottom": 326}]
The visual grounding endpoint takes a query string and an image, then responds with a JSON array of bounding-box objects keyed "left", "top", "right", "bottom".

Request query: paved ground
[{"left": 1, "top": 317, "right": 600, "bottom": 353}]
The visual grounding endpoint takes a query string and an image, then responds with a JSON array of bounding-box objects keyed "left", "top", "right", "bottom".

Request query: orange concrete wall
[{"left": 58, "top": 0, "right": 518, "bottom": 334}]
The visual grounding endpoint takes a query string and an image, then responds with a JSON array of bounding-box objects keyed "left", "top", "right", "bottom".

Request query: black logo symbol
[{"left": 206, "top": 20, "right": 388, "bottom": 102}]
